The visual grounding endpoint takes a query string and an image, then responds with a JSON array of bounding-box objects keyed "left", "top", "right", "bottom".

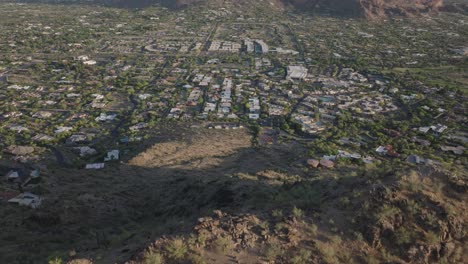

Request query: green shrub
[
  {"left": 394, "top": 226, "right": 417, "bottom": 246},
  {"left": 291, "top": 249, "right": 312, "bottom": 264},
  {"left": 405, "top": 200, "right": 420, "bottom": 216},
  {"left": 165, "top": 238, "right": 188, "bottom": 261},
  {"left": 263, "top": 243, "right": 283, "bottom": 261},
  {"left": 48, "top": 257, "right": 63, "bottom": 264},
  {"left": 364, "top": 254, "right": 380, "bottom": 264},
  {"left": 274, "top": 222, "right": 288, "bottom": 232},
  {"left": 353, "top": 231, "right": 364, "bottom": 241},
  {"left": 308, "top": 224, "right": 318, "bottom": 236},
  {"left": 188, "top": 253, "right": 206, "bottom": 264},
  {"left": 292, "top": 206, "right": 304, "bottom": 219},
  {"left": 424, "top": 231, "right": 439, "bottom": 245},
  {"left": 272, "top": 209, "right": 283, "bottom": 218},
  {"left": 188, "top": 234, "right": 198, "bottom": 249},
  {"left": 317, "top": 242, "right": 338, "bottom": 264},
  {"left": 143, "top": 249, "right": 163, "bottom": 264},
  {"left": 197, "top": 231, "right": 208, "bottom": 247},
  {"left": 212, "top": 236, "right": 232, "bottom": 254}
]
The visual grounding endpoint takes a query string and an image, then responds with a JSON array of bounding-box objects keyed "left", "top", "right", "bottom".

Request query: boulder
[
  {"left": 319, "top": 159, "right": 335, "bottom": 169},
  {"left": 307, "top": 159, "right": 320, "bottom": 168},
  {"left": 4, "top": 145, "right": 35, "bottom": 156}
]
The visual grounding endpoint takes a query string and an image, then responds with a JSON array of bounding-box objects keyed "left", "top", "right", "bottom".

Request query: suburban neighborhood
[{"left": 0, "top": 1, "right": 466, "bottom": 263}]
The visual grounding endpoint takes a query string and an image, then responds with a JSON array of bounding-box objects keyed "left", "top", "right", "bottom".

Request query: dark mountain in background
[
  {"left": 441, "top": 0, "right": 468, "bottom": 13},
  {"left": 0, "top": 0, "right": 203, "bottom": 8},
  {"left": 7, "top": 0, "right": 450, "bottom": 17},
  {"left": 356, "top": 0, "right": 443, "bottom": 18},
  {"left": 99, "top": 0, "right": 204, "bottom": 8}
]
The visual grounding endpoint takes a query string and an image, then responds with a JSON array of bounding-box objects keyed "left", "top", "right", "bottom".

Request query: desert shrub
[
  {"left": 362, "top": 200, "right": 370, "bottom": 210},
  {"left": 67, "top": 260, "right": 93, "bottom": 264},
  {"left": 188, "top": 234, "right": 197, "bottom": 249},
  {"left": 274, "top": 222, "right": 288, "bottom": 232},
  {"left": 424, "top": 212, "right": 439, "bottom": 229},
  {"left": 165, "top": 238, "right": 188, "bottom": 261},
  {"left": 48, "top": 257, "right": 63, "bottom": 264},
  {"left": 272, "top": 209, "right": 283, "bottom": 218},
  {"left": 363, "top": 254, "right": 380, "bottom": 264},
  {"left": 330, "top": 235, "right": 342, "bottom": 244},
  {"left": 424, "top": 231, "right": 439, "bottom": 245},
  {"left": 308, "top": 224, "right": 318, "bottom": 236},
  {"left": 143, "top": 249, "right": 163, "bottom": 264},
  {"left": 291, "top": 249, "right": 312, "bottom": 264},
  {"left": 352, "top": 231, "right": 364, "bottom": 241},
  {"left": 394, "top": 226, "right": 415, "bottom": 246},
  {"left": 292, "top": 206, "right": 304, "bottom": 219},
  {"left": 259, "top": 221, "right": 269, "bottom": 230},
  {"left": 339, "top": 197, "right": 351, "bottom": 208},
  {"left": 352, "top": 190, "right": 362, "bottom": 198},
  {"left": 263, "top": 242, "right": 283, "bottom": 261},
  {"left": 443, "top": 203, "right": 456, "bottom": 216},
  {"left": 316, "top": 241, "right": 338, "bottom": 264},
  {"left": 188, "top": 253, "right": 206, "bottom": 264},
  {"left": 377, "top": 205, "right": 400, "bottom": 221},
  {"left": 380, "top": 247, "right": 399, "bottom": 263},
  {"left": 196, "top": 231, "right": 209, "bottom": 248},
  {"left": 401, "top": 171, "right": 422, "bottom": 192},
  {"left": 405, "top": 199, "right": 420, "bottom": 216},
  {"left": 212, "top": 236, "right": 232, "bottom": 254}
]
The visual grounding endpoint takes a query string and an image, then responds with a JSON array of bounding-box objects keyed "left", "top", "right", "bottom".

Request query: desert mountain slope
[{"left": 12, "top": 0, "right": 447, "bottom": 17}]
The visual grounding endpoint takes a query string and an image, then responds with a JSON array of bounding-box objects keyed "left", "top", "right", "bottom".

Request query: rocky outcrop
[
  {"left": 194, "top": 210, "right": 264, "bottom": 249},
  {"left": 4, "top": 145, "right": 35, "bottom": 156},
  {"left": 360, "top": 176, "right": 467, "bottom": 263}
]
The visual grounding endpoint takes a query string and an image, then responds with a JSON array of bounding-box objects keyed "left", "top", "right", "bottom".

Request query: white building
[
  {"left": 8, "top": 193, "right": 42, "bottom": 209},
  {"left": 287, "top": 66, "right": 308, "bottom": 80},
  {"left": 83, "top": 60, "right": 97, "bottom": 65},
  {"left": 86, "top": 163, "right": 105, "bottom": 169},
  {"left": 104, "top": 150, "right": 120, "bottom": 161}
]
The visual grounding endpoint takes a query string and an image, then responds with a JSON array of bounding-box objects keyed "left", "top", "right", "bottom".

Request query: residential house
[{"left": 8, "top": 192, "right": 42, "bottom": 208}]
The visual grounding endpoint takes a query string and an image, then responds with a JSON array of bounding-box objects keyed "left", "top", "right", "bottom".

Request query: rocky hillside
[
  {"left": 442, "top": 0, "right": 468, "bottom": 13},
  {"left": 114, "top": 0, "right": 445, "bottom": 18},
  {"left": 125, "top": 167, "right": 467, "bottom": 264},
  {"left": 282, "top": 0, "right": 444, "bottom": 17},
  {"left": 357, "top": 0, "right": 443, "bottom": 18}
]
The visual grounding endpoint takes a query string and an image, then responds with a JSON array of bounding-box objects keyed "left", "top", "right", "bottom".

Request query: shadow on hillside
[
  {"left": 0, "top": 126, "right": 375, "bottom": 263},
  {"left": 2, "top": 122, "right": 463, "bottom": 264}
]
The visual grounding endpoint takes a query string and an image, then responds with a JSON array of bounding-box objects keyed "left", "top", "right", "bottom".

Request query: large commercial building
[{"left": 286, "top": 66, "right": 308, "bottom": 80}]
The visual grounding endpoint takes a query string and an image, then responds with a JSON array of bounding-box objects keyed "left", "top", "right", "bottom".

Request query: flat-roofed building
[{"left": 287, "top": 66, "right": 308, "bottom": 80}]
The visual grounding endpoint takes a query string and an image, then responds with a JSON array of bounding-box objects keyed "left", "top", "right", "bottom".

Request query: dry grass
[{"left": 128, "top": 129, "right": 251, "bottom": 169}]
